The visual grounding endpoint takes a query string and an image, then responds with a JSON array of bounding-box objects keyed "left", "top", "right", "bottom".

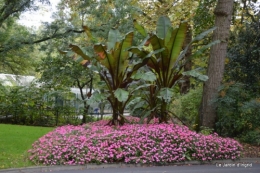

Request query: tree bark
[
  {"left": 180, "top": 24, "right": 192, "bottom": 94},
  {"left": 199, "top": 0, "right": 234, "bottom": 128}
]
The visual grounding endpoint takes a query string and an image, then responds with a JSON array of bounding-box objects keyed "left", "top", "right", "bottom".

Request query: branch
[
  {"left": 0, "top": 27, "right": 104, "bottom": 53},
  {"left": 24, "top": 29, "right": 85, "bottom": 44}
]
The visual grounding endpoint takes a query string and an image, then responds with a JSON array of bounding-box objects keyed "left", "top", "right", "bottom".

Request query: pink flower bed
[{"left": 28, "top": 118, "right": 242, "bottom": 165}]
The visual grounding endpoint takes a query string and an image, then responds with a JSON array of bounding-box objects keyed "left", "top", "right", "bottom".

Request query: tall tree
[
  {"left": 0, "top": 0, "right": 51, "bottom": 74},
  {"left": 199, "top": 0, "right": 234, "bottom": 128}
]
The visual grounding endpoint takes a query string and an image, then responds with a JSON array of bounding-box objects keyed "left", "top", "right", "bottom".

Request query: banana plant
[
  {"left": 130, "top": 16, "right": 214, "bottom": 123},
  {"left": 128, "top": 16, "right": 188, "bottom": 123},
  {"left": 70, "top": 29, "right": 150, "bottom": 125}
]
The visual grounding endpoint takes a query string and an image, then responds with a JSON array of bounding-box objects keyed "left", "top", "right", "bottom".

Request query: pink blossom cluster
[{"left": 28, "top": 121, "right": 242, "bottom": 165}]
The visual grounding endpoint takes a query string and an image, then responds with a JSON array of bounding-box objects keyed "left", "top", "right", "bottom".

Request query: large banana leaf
[
  {"left": 133, "top": 19, "right": 147, "bottom": 37},
  {"left": 69, "top": 44, "right": 92, "bottom": 65},
  {"left": 165, "top": 22, "right": 188, "bottom": 83},
  {"left": 69, "top": 44, "right": 92, "bottom": 61},
  {"left": 107, "top": 29, "right": 121, "bottom": 51},
  {"left": 143, "top": 16, "right": 188, "bottom": 88},
  {"left": 156, "top": 16, "right": 172, "bottom": 39},
  {"left": 94, "top": 44, "right": 116, "bottom": 79},
  {"left": 113, "top": 32, "right": 133, "bottom": 82},
  {"left": 94, "top": 31, "right": 134, "bottom": 88}
]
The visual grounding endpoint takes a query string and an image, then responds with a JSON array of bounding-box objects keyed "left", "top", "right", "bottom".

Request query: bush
[
  {"left": 171, "top": 88, "right": 202, "bottom": 130},
  {"left": 239, "top": 130, "right": 260, "bottom": 146},
  {"left": 0, "top": 85, "right": 83, "bottom": 126},
  {"left": 216, "top": 82, "right": 260, "bottom": 144},
  {"left": 28, "top": 117, "right": 242, "bottom": 165}
]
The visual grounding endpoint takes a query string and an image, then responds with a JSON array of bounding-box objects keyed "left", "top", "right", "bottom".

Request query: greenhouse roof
[{"left": 0, "top": 74, "right": 36, "bottom": 86}]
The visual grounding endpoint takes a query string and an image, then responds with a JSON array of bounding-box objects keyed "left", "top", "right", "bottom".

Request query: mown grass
[{"left": 0, "top": 124, "right": 54, "bottom": 169}]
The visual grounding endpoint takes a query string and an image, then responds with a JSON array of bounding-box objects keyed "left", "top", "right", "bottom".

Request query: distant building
[
  {"left": 0, "top": 73, "right": 36, "bottom": 86},
  {"left": 0, "top": 74, "right": 102, "bottom": 112}
]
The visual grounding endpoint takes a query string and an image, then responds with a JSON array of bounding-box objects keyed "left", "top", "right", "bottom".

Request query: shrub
[
  {"left": 171, "top": 88, "right": 202, "bottom": 130},
  {"left": 28, "top": 118, "right": 242, "bottom": 165},
  {"left": 216, "top": 82, "right": 260, "bottom": 144},
  {"left": 239, "top": 130, "right": 260, "bottom": 146}
]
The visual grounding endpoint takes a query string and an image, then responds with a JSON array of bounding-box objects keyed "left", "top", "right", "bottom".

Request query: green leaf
[
  {"left": 139, "top": 106, "right": 158, "bottom": 123},
  {"left": 183, "top": 152, "right": 192, "bottom": 161},
  {"left": 145, "top": 48, "right": 165, "bottom": 58},
  {"left": 132, "top": 100, "right": 146, "bottom": 111},
  {"left": 111, "top": 32, "right": 133, "bottom": 83},
  {"left": 157, "top": 88, "right": 174, "bottom": 103},
  {"left": 192, "top": 27, "right": 217, "bottom": 43},
  {"left": 143, "top": 72, "right": 157, "bottom": 81},
  {"left": 131, "top": 71, "right": 156, "bottom": 82},
  {"left": 130, "top": 83, "right": 152, "bottom": 93},
  {"left": 69, "top": 44, "right": 92, "bottom": 61},
  {"left": 192, "top": 40, "right": 221, "bottom": 57},
  {"left": 94, "top": 44, "right": 115, "bottom": 75},
  {"left": 133, "top": 19, "right": 147, "bottom": 37},
  {"left": 130, "top": 70, "right": 142, "bottom": 80},
  {"left": 182, "top": 69, "right": 208, "bottom": 82},
  {"left": 128, "top": 46, "right": 149, "bottom": 58},
  {"left": 156, "top": 16, "right": 172, "bottom": 39},
  {"left": 86, "top": 91, "right": 109, "bottom": 106},
  {"left": 82, "top": 25, "right": 93, "bottom": 40},
  {"left": 147, "top": 35, "right": 165, "bottom": 53},
  {"left": 174, "top": 26, "right": 217, "bottom": 70},
  {"left": 128, "top": 46, "right": 164, "bottom": 60},
  {"left": 114, "top": 88, "right": 129, "bottom": 102},
  {"left": 107, "top": 29, "right": 121, "bottom": 50},
  {"left": 167, "top": 22, "right": 188, "bottom": 72},
  {"left": 126, "top": 97, "right": 142, "bottom": 108}
]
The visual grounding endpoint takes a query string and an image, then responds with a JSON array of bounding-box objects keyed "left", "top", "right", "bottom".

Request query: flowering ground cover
[{"left": 28, "top": 117, "right": 243, "bottom": 165}]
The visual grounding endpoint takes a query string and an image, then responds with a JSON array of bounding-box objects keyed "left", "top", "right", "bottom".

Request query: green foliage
[
  {"left": 193, "top": 0, "right": 217, "bottom": 36},
  {"left": 0, "top": 0, "right": 50, "bottom": 74},
  {"left": 0, "top": 84, "right": 82, "bottom": 126},
  {"left": 0, "top": 21, "right": 37, "bottom": 74},
  {"left": 239, "top": 130, "right": 260, "bottom": 146},
  {"left": 61, "top": 0, "right": 139, "bottom": 42},
  {"left": 129, "top": 16, "right": 189, "bottom": 122},
  {"left": 226, "top": 18, "right": 260, "bottom": 93},
  {"left": 218, "top": 15, "right": 260, "bottom": 145},
  {"left": 130, "top": 16, "right": 214, "bottom": 123},
  {"left": 131, "top": 71, "right": 156, "bottom": 82},
  {"left": 182, "top": 68, "right": 208, "bottom": 82},
  {"left": 71, "top": 28, "right": 149, "bottom": 125},
  {"left": 37, "top": 49, "right": 98, "bottom": 124},
  {"left": 158, "top": 88, "right": 175, "bottom": 103},
  {"left": 199, "top": 126, "right": 214, "bottom": 135},
  {"left": 171, "top": 88, "right": 202, "bottom": 130},
  {"left": 215, "top": 82, "right": 260, "bottom": 143},
  {"left": 114, "top": 88, "right": 129, "bottom": 102}
]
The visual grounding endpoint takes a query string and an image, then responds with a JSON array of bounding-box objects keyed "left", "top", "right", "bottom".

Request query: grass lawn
[{"left": 0, "top": 124, "right": 54, "bottom": 169}]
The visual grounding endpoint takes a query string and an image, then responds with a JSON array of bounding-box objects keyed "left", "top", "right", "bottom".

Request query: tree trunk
[
  {"left": 160, "top": 100, "right": 168, "bottom": 123},
  {"left": 180, "top": 25, "right": 192, "bottom": 94},
  {"left": 199, "top": 0, "right": 234, "bottom": 128}
]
